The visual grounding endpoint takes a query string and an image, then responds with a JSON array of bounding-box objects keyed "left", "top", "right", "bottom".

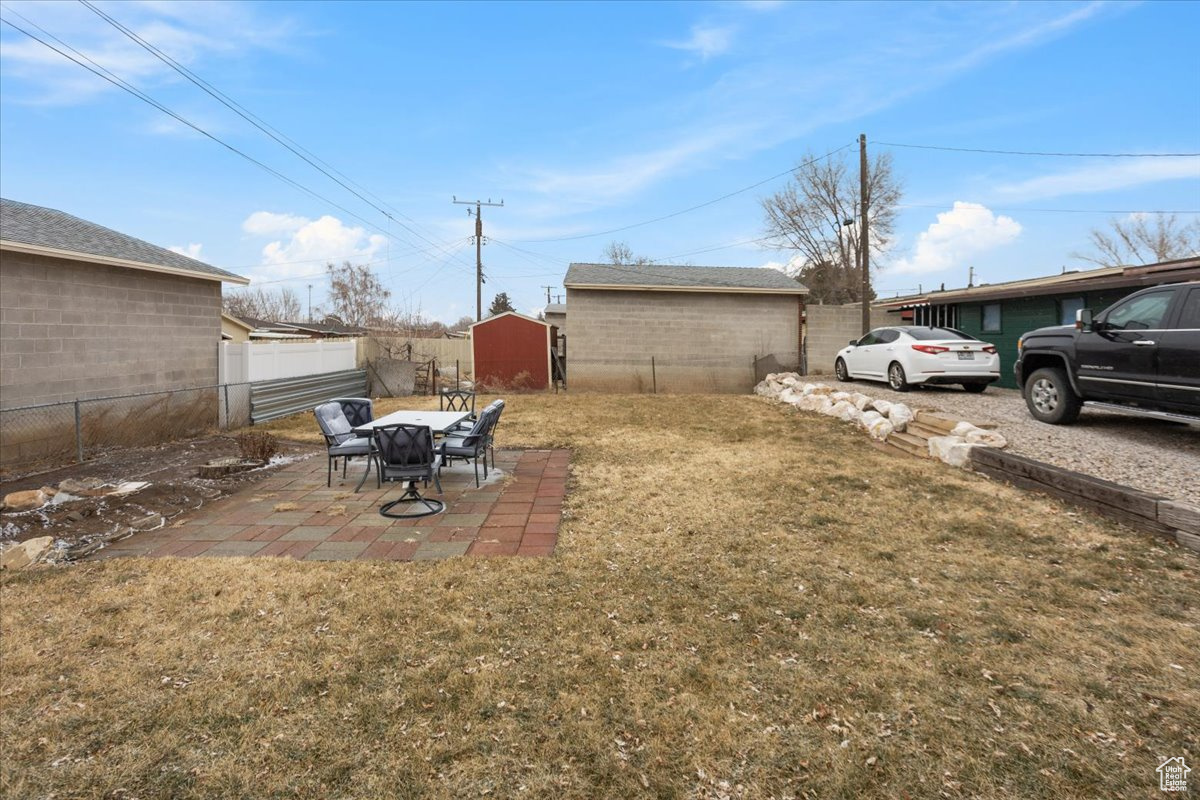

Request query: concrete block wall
[
  {"left": 0, "top": 250, "right": 221, "bottom": 409},
  {"left": 805, "top": 305, "right": 895, "bottom": 375},
  {"left": 566, "top": 288, "right": 801, "bottom": 393}
]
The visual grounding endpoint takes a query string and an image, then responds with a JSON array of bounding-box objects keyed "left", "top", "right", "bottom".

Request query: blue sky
[{"left": 2, "top": 0, "right": 1198, "bottom": 322}]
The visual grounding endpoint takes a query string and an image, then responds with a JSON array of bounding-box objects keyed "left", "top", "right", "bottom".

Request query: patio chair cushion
[
  {"left": 314, "top": 402, "right": 355, "bottom": 445},
  {"left": 328, "top": 436, "right": 372, "bottom": 456}
]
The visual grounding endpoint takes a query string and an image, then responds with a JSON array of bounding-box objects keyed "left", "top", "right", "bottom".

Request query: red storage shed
[{"left": 470, "top": 311, "right": 555, "bottom": 390}]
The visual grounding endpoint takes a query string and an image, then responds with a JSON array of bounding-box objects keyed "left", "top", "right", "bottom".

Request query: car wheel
[
  {"left": 1024, "top": 367, "right": 1082, "bottom": 424},
  {"left": 835, "top": 358, "right": 850, "bottom": 382},
  {"left": 962, "top": 383, "right": 988, "bottom": 394},
  {"left": 887, "top": 362, "right": 910, "bottom": 392}
]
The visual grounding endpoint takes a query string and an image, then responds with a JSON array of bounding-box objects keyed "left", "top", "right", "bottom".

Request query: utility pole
[
  {"left": 453, "top": 196, "right": 504, "bottom": 321},
  {"left": 541, "top": 285, "right": 556, "bottom": 304},
  {"left": 968, "top": 265, "right": 976, "bottom": 288},
  {"left": 307, "top": 284, "right": 312, "bottom": 322},
  {"left": 859, "top": 133, "right": 871, "bottom": 335}
]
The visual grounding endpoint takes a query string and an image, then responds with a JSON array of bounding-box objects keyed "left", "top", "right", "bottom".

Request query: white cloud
[
  {"left": 995, "top": 158, "right": 1200, "bottom": 202},
  {"left": 168, "top": 243, "right": 203, "bottom": 260},
  {"left": 662, "top": 25, "right": 736, "bottom": 60},
  {"left": 0, "top": 0, "right": 301, "bottom": 105},
  {"left": 242, "top": 212, "right": 387, "bottom": 281},
  {"left": 891, "top": 202, "right": 1021, "bottom": 275},
  {"left": 242, "top": 211, "right": 309, "bottom": 236}
]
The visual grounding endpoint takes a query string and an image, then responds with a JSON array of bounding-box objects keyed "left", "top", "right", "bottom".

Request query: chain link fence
[
  {"left": 566, "top": 352, "right": 803, "bottom": 394},
  {"left": 1, "top": 382, "right": 252, "bottom": 471}
]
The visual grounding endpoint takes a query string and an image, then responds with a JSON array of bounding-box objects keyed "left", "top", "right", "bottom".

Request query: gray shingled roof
[
  {"left": 0, "top": 198, "right": 247, "bottom": 283},
  {"left": 544, "top": 303, "right": 566, "bottom": 314},
  {"left": 565, "top": 262, "right": 807, "bottom": 293}
]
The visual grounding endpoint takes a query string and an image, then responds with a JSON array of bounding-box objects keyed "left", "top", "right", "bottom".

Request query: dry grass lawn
[{"left": 2, "top": 393, "right": 1197, "bottom": 799}]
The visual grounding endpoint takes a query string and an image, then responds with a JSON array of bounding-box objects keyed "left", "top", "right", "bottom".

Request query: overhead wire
[
  {"left": 74, "top": 0, "right": 478, "bottom": 275},
  {"left": 875, "top": 141, "right": 1200, "bottom": 158},
  {"left": 511, "top": 143, "right": 856, "bottom": 243},
  {"left": 0, "top": 13, "right": 407, "bottom": 242}
]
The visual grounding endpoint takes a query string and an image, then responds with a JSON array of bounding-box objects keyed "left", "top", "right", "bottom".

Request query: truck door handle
[{"left": 1133, "top": 340, "right": 1156, "bottom": 347}]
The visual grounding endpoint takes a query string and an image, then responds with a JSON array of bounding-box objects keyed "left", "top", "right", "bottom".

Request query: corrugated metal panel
[{"left": 250, "top": 369, "right": 367, "bottom": 424}]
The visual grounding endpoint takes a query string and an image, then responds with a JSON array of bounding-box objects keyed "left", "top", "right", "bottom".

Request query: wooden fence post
[{"left": 651, "top": 357, "right": 657, "bottom": 395}]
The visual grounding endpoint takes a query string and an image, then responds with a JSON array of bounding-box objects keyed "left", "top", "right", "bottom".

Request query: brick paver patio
[{"left": 90, "top": 448, "right": 569, "bottom": 561}]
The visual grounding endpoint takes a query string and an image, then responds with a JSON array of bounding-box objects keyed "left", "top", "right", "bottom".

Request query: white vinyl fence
[{"left": 220, "top": 339, "right": 359, "bottom": 384}]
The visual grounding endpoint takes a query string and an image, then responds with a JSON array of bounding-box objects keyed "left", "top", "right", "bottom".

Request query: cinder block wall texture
[
  {"left": 0, "top": 251, "right": 221, "bottom": 408},
  {"left": 566, "top": 288, "right": 801, "bottom": 393},
  {"left": 805, "top": 305, "right": 894, "bottom": 375}
]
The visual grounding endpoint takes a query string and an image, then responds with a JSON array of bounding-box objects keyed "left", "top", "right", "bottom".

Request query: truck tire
[{"left": 1024, "top": 367, "right": 1082, "bottom": 425}]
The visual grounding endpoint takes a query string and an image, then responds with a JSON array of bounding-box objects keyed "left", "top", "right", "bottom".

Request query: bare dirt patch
[{"left": 0, "top": 435, "right": 317, "bottom": 555}]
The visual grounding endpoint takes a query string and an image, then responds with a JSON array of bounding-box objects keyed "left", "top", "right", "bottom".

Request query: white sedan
[{"left": 834, "top": 326, "right": 1001, "bottom": 393}]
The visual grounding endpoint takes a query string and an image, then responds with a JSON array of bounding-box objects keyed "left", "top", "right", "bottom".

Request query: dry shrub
[{"left": 236, "top": 431, "right": 278, "bottom": 462}]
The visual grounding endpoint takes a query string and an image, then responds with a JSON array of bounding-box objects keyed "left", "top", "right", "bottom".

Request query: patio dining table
[{"left": 348, "top": 409, "right": 471, "bottom": 492}]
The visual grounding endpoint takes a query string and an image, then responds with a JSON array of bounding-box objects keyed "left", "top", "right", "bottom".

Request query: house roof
[
  {"left": 877, "top": 257, "right": 1200, "bottom": 309},
  {"left": 564, "top": 262, "right": 808, "bottom": 295},
  {"left": 221, "top": 313, "right": 255, "bottom": 332},
  {"left": 0, "top": 198, "right": 249, "bottom": 284},
  {"left": 279, "top": 319, "right": 367, "bottom": 336},
  {"left": 544, "top": 303, "right": 566, "bottom": 314},
  {"left": 469, "top": 310, "right": 550, "bottom": 330}
]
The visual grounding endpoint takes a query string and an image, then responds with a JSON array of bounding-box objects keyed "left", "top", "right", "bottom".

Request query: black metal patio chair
[
  {"left": 331, "top": 397, "right": 373, "bottom": 428},
  {"left": 439, "top": 388, "right": 476, "bottom": 433},
  {"left": 438, "top": 402, "right": 500, "bottom": 488},
  {"left": 374, "top": 423, "right": 444, "bottom": 518},
  {"left": 314, "top": 401, "right": 377, "bottom": 489}
]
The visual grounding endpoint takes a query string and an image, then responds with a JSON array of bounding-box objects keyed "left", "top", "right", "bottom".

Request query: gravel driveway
[{"left": 836, "top": 380, "right": 1200, "bottom": 507}]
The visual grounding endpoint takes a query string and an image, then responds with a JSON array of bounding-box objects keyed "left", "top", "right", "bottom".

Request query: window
[
  {"left": 856, "top": 332, "right": 880, "bottom": 346},
  {"left": 1104, "top": 290, "right": 1174, "bottom": 330},
  {"left": 982, "top": 303, "right": 1001, "bottom": 333},
  {"left": 907, "top": 327, "right": 977, "bottom": 341},
  {"left": 1176, "top": 288, "right": 1200, "bottom": 329},
  {"left": 1060, "top": 297, "right": 1085, "bottom": 326},
  {"left": 877, "top": 329, "right": 901, "bottom": 344}
]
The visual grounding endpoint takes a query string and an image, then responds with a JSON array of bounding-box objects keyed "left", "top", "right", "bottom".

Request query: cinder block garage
[{"left": 564, "top": 263, "right": 807, "bottom": 393}]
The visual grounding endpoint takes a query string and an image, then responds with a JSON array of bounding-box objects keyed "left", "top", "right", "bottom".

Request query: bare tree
[
  {"left": 1074, "top": 213, "right": 1200, "bottom": 267},
  {"left": 603, "top": 240, "right": 652, "bottom": 266},
  {"left": 324, "top": 261, "right": 392, "bottom": 327},
  {"left": 222, "top": 286, "right": 302, "bottom": 322},
  {"left": 760, "top": 151, "right": 901, "bottom": 303}
]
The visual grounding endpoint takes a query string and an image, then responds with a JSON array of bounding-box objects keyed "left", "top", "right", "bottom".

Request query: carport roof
[
  {"left": 565, "top": 262, "right": 807, "bottom": 295},
  {"left": 0, "top": 198, "right": 248, "bottom": 284}
]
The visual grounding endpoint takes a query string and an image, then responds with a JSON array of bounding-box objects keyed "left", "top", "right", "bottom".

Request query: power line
[
  {"left": 74, "top": 0, "right": 478, "bottom": 274},
  {"left": 876, "top": 141, "right": 1200, "bottom": 158},
  {"left": 896, "top": 203, "right": 1200, "bottom": 215},
  {"left": 512, "top": 143, "right": 856, "bottom": 243},
  {"left": 0, "top": 11, "right": 392, "bottom": 241}
]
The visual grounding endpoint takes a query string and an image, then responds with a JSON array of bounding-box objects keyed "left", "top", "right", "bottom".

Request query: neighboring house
[
  {"left": 0, "top": 198, "right": 248, "bottom": 409},
  {"left": 279, "top": 318, "right": 367, "bottom": 338},
  {"left": 875, "top": 257, "right": 1200, "bottom": 389},
  {"left": 564, "top": 262, "right": 808, "bottom": 393},
  {"left": 543, "top": 302, "right": 566, "bottom": 357},
  {"left": 221, "top": 313, "right": 255, "bottom": 342},
  {"left": 470, "top": 311, "right": 555, "bottom": 390}
]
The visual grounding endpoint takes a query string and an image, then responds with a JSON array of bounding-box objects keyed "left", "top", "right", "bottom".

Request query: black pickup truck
[{"left": 1013, "top": 282, "right": 1200, "bottom": 425}]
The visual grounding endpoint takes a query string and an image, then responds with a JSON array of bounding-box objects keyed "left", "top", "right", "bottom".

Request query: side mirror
[
  {"left": 848, "top": 339, "right": 858, "bottom": 347},
  {"left": 1075, "top": 308, "right": 1093, "bottom": 332}
]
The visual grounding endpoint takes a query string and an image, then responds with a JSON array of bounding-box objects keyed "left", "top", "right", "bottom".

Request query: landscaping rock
[
  {"left": 887, "top": 404, "right": 913, "bottom": 433},
  {"left": 866, "top": 417, "right": 895, "bottom": 441},
  {"left": 0, "top": 536, "right": 54, "bottom": 570},
  {"left": 59, "top": 477, "right": 108, "bottom": 496},
  {"left": 129, "top": 514, "right": 164, "bottom": 531},
  {"left": 928, "top": 436, "right": 977, "bottom": 468},
  {"left": 2, "top": 489, "right": 51, "bottom": 513}
]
